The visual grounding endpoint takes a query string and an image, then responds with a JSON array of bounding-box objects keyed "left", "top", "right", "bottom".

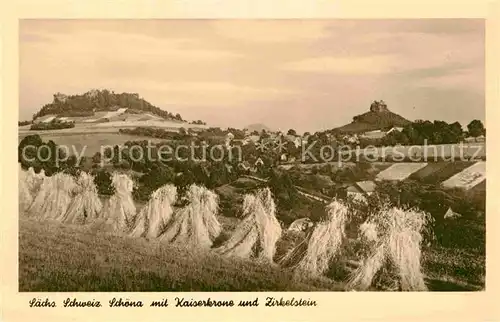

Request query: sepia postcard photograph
[{"left": 16, "top": 18, "right": 487, "bottom": 296}]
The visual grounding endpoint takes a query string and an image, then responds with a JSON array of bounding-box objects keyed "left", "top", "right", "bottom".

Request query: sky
[{"left": 19, "top": 19, "right": 484, "bottom": 133}]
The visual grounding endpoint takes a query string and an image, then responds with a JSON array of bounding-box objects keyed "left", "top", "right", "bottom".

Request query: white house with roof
[
  {"left": 476, "top": 134, "right": 485, "bottom": 142},
  {"left": 284, "top": 134, "right": 302, "bottom": 148},
  {"left": 343, "top": 133, "right": 359, "bottom": 144},
  {"left": 288, "top": 218, "right": 313, "bottom": 232},
  {"left": 301, "top": 135, "right": 310, "bottom": 146},
  {"left": 386, "top": 126, "right": 404, "bottom": 134},
  {"left": 254, "top": 158, "right": 264, "bottom": 167},
  {"left": 238, "top": 161, "right": 251, "bottom": 172},
  {"left": 444, "top": 207, "right": 462, "bottom": 219},
  {"left": 360, "top": 130, "right": 386, "bottom": 140},
  {"left": 346, "top": 180, "right": 376, "bottom": 202},
  {"left": 242, "top": 135, "right": 260, "bottom": 145}
]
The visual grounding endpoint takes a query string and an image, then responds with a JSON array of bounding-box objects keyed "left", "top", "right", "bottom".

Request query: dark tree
[
  {"left": 93, "top": 170, "right": 115, "bottom": 195},
  {"left": 467, "top": 120, "right": 485, "bottom": 138}
]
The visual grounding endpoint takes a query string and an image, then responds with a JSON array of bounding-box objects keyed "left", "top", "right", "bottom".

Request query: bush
[
  {"left": 119, "top": 127, "right": 184, "bottom": 140},
  {"left": 218, "top": 194, "right": 243, "bottom": 218},
  {"left": 118, "top": 160, "right": 131, "bottom": 170},
  {"left": 133, "top": 164, "right": 175, "bottom": 202},
  {"left": 18, "top": 134, "right": 69, "bottom": 175},
  {"left": 30, "top": 120, "right": 75, "bottom": 131},
  {"left": 18, "top": 120, "right": 32, "bottom": 126}
]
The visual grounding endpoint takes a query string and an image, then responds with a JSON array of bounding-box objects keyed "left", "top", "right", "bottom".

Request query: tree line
[
  {"left": 359, "top": 119, "right": 486, "bottom": 147},
  {"left": 29, "top": 119, "right": 75, "bottom": 131}
]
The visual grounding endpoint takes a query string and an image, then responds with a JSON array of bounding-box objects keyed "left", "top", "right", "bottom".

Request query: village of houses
[
  {"left": 214, "top": 121, "right": 486, "bottom": 223},
  {"left": 20, "top": 96, "right": 486, "bottom": 226}
]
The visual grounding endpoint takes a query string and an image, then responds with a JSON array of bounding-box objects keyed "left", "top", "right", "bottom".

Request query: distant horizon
[{"left": 19, "top": 19, "right": 485, "bottom": 133}]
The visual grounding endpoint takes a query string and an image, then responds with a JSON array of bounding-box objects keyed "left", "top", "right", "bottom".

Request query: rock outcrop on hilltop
[
  {"left": 31, "top": 89, "right": 188, "bottom": 122},
  {"left": 369, "top": 100, "right": 390, "bottom": 113}
]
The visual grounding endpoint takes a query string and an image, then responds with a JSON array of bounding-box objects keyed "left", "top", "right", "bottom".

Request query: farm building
[
  {"left": 464, "top": 135, "right": 486, "bottom": 143},
  {"left": 342, "top": 134, "right": 359, "bottom": 144},
  {"left": 360, "top": 129, "right": 386, "bottom": 140},
  {"left": 238, "top": 161, "right": 251, "bottom": 172},
  {"left": 346, "top": 180, "right": 376, "bottom": 202},
  {"left": 242, "top": 135, "right": 261, "bottom": 145},
  {"left": 464, "top": 137, "right": 476, "bottom": 143},
  {"left": 444, "top": 207, "right": 462, "bottom": 219},
  {"left": 288, "top": 218, "right": 313, "bottom": 232},
  {"left": 284, "top": 134, "right": 302, "bottom": 148},
  {"left": 255, "top": 158, "right": 264, "bottom": 167},
  {"left": 386, "top": 126, "right": 404, "bottom": 134}
]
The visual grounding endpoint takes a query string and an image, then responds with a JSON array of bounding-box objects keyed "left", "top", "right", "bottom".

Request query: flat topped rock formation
[{"left": 369, "top": 100, "right": 390, "bottom": 113}]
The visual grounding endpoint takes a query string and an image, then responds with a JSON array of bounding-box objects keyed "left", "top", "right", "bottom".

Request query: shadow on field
[{"left": 425, "top": 279, "right": 481, "bottom": 292}]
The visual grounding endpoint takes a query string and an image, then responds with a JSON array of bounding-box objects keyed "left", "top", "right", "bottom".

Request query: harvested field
[
  {"left": 409, "top": 162, "right": 450, "bottom": 180},
  {"left": 442, "top": 162, "right": 486, "bottom": 190},
  {"left": 420, "top": 161, "right": 475, "bottom": 184},
  {"left": 93, "top": 120, "right": 204, "bottom": 130},
  {"left": 375, "top": 163, "right": 428, "bottom": 181},
  {"left": 18, "top": 215, "right": 484, "bottom": 291},
  {"left": 373, "top": 143, "right": 486, "bottom": 160}
]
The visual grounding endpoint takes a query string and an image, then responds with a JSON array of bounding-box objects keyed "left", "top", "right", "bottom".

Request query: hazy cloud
[
  {"left": 19, "top": 19, "right": 484, "bottom": 132},
  {"left": 282, "top": 55, "right": 397, "bottom": 74},
  {"left": 211, "top": 20, "right": 333, "bottom": 43}
]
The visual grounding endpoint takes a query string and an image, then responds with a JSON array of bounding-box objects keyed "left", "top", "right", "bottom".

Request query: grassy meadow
[
  {"left": 19, "top": 214, "right": 484, "bottom": 292},
  {"left": 18, "top": 133, "right": 165, "bottom": 158},
  {"left": 18, "top": 218, "right": 342, "bottom": 292}
]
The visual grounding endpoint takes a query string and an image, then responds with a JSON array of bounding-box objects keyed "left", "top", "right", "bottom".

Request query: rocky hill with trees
[
  {"left": 31, "top": 89, "right": 187, "bottom": 122},
  {"left": 332, "top": 100, "right": 411, "bottom": 133}
]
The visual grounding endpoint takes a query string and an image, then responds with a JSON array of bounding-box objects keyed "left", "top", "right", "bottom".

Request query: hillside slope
[
  {"left": 18, "top": 216, "right": 484, "bottom": 292},
  {"left": 19, "top": 219, "right": 340, "bottom": 292}
]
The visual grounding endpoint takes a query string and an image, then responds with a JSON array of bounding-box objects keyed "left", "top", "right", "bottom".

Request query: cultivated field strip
[
  {"left": 442, "top": 161, "right": 486, "bottom": 190},
  {"left": 375, "top": 163, "right": 428, "bottom": 181}
]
